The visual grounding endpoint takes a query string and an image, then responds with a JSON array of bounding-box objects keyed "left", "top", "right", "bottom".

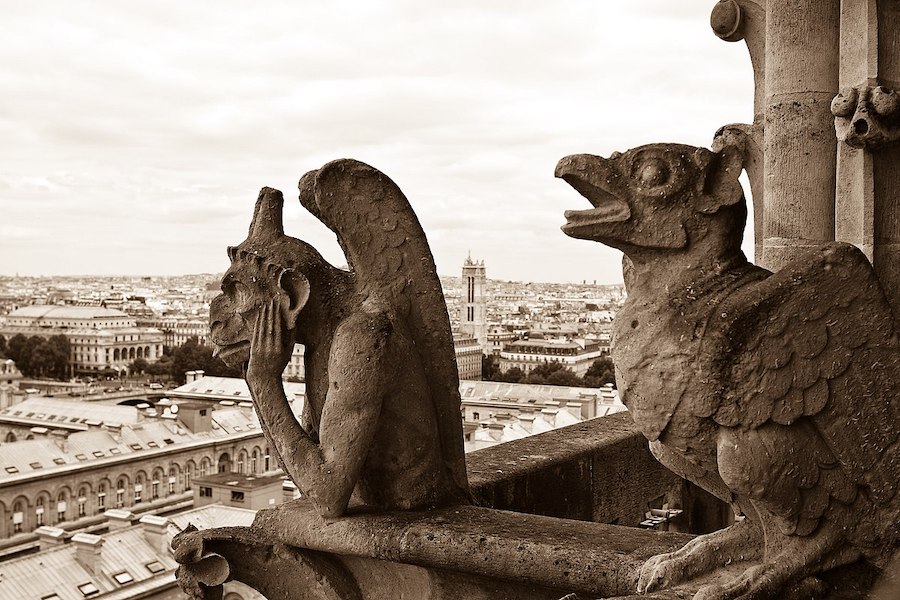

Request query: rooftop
[
  {"left": 171, "top": 375, "right": 306, "bottom": 403},
  {"left": 459, "top": 380, "right": 622, "bottom": 405},
  {"left": 6, "top": 305, "right": 130, "bottom": 320},
  {"left": 0, "top": 504, "right": 256, "bottom": 600},
  {"left": 193, "top": 472, "right": 286, "bottom": 489},
  {"left": 0, "top": 402, "right": 275, "bottom": 484}
]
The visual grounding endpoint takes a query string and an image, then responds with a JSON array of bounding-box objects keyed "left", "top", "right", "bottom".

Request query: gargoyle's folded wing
[
  {"left": 298, "top": 160, "right": 470, "bottom": 501},
  {"left": 706, "top": 243, "right": 900, "bottom": 511}
]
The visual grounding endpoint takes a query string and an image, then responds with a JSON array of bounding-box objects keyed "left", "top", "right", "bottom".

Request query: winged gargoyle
[
  {"left": 556, "top": 143, "right": 900, "bottom": 599},
  {"left": 208, "top": 159, "right": 471, "bottom": 518}
]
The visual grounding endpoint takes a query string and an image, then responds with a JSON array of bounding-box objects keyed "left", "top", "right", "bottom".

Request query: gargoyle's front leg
[
  {"left": 245, "top": 300, "right": 386, "bottom": 518},
  {"left": 245, "top": 299, "right": 333, "bottom": 508}
]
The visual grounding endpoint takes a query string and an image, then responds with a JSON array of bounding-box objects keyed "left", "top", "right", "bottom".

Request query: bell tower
[{"left": 460, "top": 253, "right": 487, "bottom": 350}]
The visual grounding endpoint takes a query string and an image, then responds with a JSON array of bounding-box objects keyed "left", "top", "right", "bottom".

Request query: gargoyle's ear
[
  {"left": 694, "top": 146, "right": 744, "bottom": 214},
  {"left": 277, "top": 268, "right": 310, "bottom": 329}
]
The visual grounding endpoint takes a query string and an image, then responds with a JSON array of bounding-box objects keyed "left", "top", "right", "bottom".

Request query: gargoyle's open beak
[{"left": 555, "top": 154, "right": 631, "bottom": 240}]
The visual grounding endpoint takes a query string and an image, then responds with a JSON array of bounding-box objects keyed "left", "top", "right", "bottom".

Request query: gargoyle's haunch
[
  {"left": 557, "top": 143, "right": 900, "bottom": 599},
  {"left": 209, "top": 159, "right": 470, "bottom": 518}
]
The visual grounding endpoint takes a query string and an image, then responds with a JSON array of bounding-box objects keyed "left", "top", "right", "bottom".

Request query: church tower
[{"left": 460, "top": 253, "right": 487, "bottom": 350}]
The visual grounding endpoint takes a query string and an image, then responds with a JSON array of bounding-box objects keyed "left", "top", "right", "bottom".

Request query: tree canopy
[
  {"left": 3, "top": 334, "right": 70, "bottom": 380},
  {"left": 152, "top": 336, "right": 241, "bottom": 384},
  {"left": 485, "top": 355, "right": 617, "bottom": 389}
]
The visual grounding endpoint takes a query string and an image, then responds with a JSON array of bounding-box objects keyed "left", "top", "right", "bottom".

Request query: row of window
[{"left": 4, "top": 446, "right": 273, "bottom": 536}]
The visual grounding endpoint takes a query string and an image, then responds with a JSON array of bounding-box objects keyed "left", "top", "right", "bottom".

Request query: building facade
[
  {"left": 498, "top": 337, "right": 606, "bottom": 377},
  {"left": 0, "top": 397, "right": 283, "bottom": 541},
  {"left": 0, "top": 504, "right": 263, "bottom": 599},
  {"left": 452, "top": 332, "right": 482, "bottom": 380},
  {"left": 135, "top": 316, "right": 210, "bottom": 348},
  {"left": 1, "top": 305, "right": 165, "bottom": 375}
]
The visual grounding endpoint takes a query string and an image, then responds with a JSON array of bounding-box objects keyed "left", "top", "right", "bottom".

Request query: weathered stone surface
[
  {"left": 208, "top": 159, "right": 470, "bottom": 519},
  {"left": 833, "top": 84, "right": 900, "bottom": 149},
  {"left": 557, "top": 142, "right": 900, "bottom": 598},
  {"left": 251, "top": 500, "right": 693, "bottom": 597},
  {"left": 467, "top": 411, "right": 688, "bottom": 527}
]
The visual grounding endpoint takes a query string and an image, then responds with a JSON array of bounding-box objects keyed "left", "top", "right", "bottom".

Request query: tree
[
  {"left": 546, "top": 368, "right": 584, "bottom": 387},
  {"left": 481, "top": 354, "right": 499, "bottom": 380},
  {"left": 496, "top": 366, "right": 525, "bottom": 383},
  {"left": 6, "top": 334, "right": 28, "bottom": 365},
  {"left": 146, "top": 356, "right": 172, "bottom": 378},
  {"left": 0, "top": 334, "right": 6, "bottom": 358},
  {"left": 583, "top": 355, "right": 616, "bottom": 388},
  {"left": 524, "top": 361, "right": 580, "bottom": 386},
  {"left": 41, "top": 335, "right": 70, "bottom": 380},
  {"left": 169, "top": 336, "right": 240, "bottom": 384},
  {"left": 5, "top": 334, "right": 69, "bottom": 379},
  {"left": 131, "top": 357, "right": 150, "bottom": 375}
]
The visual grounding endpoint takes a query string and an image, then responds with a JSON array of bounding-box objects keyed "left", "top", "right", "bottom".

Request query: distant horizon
[{"left": 0, "top": 269, "right": 627, "bottom": 288}]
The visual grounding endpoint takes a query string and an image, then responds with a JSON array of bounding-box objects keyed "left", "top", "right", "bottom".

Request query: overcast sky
[{"left": 1, "top": 1, "right": 754, "bottom": 283}]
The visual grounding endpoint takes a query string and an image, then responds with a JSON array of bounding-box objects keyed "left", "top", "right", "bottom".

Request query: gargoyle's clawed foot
[
  {"left": 690, "top": 525, "right": 858, "bottom": 600},
  {"left": 638, "top": 519, "right": 762, "bottom": 593},
  {"left": 693, "top": 563, "right": 825, "bottom": 600}
]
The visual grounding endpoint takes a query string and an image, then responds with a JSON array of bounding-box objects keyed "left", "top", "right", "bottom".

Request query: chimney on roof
[
  {"left": 486, "top": 422, "right": 505, "bottom": 441},
  {"left": 184, "top": 370, "right": 205, "bottom": 383},
  {"left": 540, "top": 408, "right": 559, "bottom": 428},
  {"left": 35, "top": 525, "right": 68, "bottom": 550},
  {"left": 50, "top": 429, "right": 69, "bottom": 453},
  {"left": 105, "top": 508, "right": 135, "bottom": 531},
  {"left": 517, "top": 413, "right": 535, "bottom": 433},
  {"left": 139, "top": 514, "right": 170, "bottom": 556},
  {"left": 177, "top": 403, "right": 212, "bottom": 433},
  {"left": 72, "top": 533, "right": 104, "bottom": 575}
]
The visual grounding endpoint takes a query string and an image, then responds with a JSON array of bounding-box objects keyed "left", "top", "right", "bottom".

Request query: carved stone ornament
[
  {"left": 832, "top": 84, "right": 900, "bottom": 149},
  {"left": 208, "top": 159, "right": 471, "bottom": 519},
  {"left": 557, "top": 143, "right": 900, "bottom": 599}
]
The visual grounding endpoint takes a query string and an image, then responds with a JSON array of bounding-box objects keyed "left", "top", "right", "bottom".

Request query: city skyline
[{"left": 2, "top": 2, "right": 754, "bottom": 283}]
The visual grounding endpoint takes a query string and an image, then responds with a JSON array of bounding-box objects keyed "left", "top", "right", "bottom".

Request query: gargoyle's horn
[{"left": 248, "top": 187, "right": 285, "bottom": 239}]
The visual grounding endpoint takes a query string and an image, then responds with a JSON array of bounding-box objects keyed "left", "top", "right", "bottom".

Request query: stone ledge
[
  {"left": 250, "top": 500, "right": 694, "bottom": 597},
  {"left": 466, "top": 412, "right": 685, "bottom": 526}
]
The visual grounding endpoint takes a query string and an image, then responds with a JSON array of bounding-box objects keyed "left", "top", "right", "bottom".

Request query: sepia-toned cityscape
[
  {"left": 5, "top": 0, "right": 898, "bottom": 598},
  {"left": 0, "top": 257, "right": 627, "bottom": 598}
]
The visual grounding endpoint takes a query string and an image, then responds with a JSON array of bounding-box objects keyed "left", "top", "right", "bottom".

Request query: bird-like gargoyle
[
  {"left": 556, "top": 143, "right": 900, "bottom": 599},
  {"left": 209, "top": 159, "right": 471, "bottom": 518}
]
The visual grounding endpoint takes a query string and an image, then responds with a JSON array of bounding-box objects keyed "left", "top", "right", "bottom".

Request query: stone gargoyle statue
[
  {"left": 208, "top": 159, "right": 471, "bottom": 518},
  {"left": 556, "top": 143, "right": 900, "bottom": 599}
]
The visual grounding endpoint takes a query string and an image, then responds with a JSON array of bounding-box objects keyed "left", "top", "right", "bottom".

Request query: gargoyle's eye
[{"left": 635, "top": 159, "right": 669, "bottom": 187}]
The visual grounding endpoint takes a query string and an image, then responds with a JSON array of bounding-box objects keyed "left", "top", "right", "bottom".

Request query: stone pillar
[
  {"left": 762, "top": 0, "right": 839, "bottom": 270},
  {"left": 834, "top": 0, "right": 900, "bottom": 316}
]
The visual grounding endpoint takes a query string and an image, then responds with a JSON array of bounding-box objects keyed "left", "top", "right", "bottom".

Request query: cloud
[{"left": 0, "top": 1, "right": 753, "bottom": 282}]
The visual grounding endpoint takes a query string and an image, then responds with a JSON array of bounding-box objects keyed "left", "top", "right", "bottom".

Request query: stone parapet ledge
[
  {"left": 467, "top": 412, "right": 685, "bottom": 526},
  {"left": 250, "top": 500, "right": 694, "bottom": 598}
]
